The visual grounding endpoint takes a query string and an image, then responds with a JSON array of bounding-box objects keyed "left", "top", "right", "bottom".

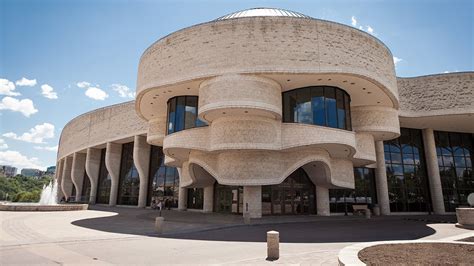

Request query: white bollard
[
  {"left": 155, "top": 217, "right": 165, "bottom": 234},
  {"left": 267, "top": 230, "right": 279, "bottom": 261}
]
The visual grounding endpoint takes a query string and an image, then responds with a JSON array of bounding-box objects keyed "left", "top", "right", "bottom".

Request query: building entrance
[
  {"left": 262, "top": 168, "right": 316, "bottom": 215},
  {"left": 214, "top": 184, "right": 243, "bottom": 214}
]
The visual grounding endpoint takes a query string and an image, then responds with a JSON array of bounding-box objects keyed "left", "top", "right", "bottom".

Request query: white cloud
[
  {"left": 366, "top": 26, "right": 374, "bottom": 34},
  {"left": 3, "top": 123, "right": 55, "bottom": 144},
  {"left": 34, "top": 145, "right": 58, "bottom": 152},
  {"left": 0, "top": 78, "right": 20, "bottom": 96},
  {"left": 393, "top": 56, "right": 403, "bottom": 66},
  {"left": 351, "top": 16, "right": 357, "bottom": 26},
  {"left": 77, "top": 81, "right": 108, "bottom": 100},
  {"left": 77, "top": 81, "right": 91, "bottom": 88},
  {"left": 0, "top": 139, "right": 7, "bottom": 150},
  {"left": 85, "top": 87, "right": 108, "bottom": 100},
  {"left": 0, "top": 150, "right": 45, "bottom": 170},
  {"left": 111, "top": 84, "right": 135, "bottom": 98},
  {"left": 15, "top": 77, "right": 37, "bottom": 87},
  {"left": 350, "top": 16, "right": 376, "bottom": 35},
  {"left": 0, "top": 96, "right": 38, "bottom": 117},
  {"left": 40, "top": 84, "right": 58, "bottom": 99}
]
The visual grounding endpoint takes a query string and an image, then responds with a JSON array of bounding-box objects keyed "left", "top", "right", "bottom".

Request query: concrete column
[
  {"left": 133, "top": 135, "right": 151, "bottom": 208},
  {"left": 316, "top": 186, "right": 330, "bottom": 216},
  {"left": 422, "top": 128, "right": 446, "bottom": 214},
  {"left": 375, "top": 140, "right": 390, "bottom": 215},
  {"left": 243, "top": 186, "right": 262, "bottom": 218},
  {"left": 61, "top": 156, "right": 73, "bottom": 200},
  {"left": 56, "top": 159, "right": 65, "bottom": 201},
  {"left": 71, "top": 152, "right": 86, "bottom": 202},
  {"left": 203, "top": 185, "right": 214, "bottom": 213},
  {"left": 106, "top": 142, "right": 122, "bottom": 206},
  {"left": 178, "top": 187, "right": 188, "bottom": 211},
  {"left": 85, "top": 148, "right": 101, "bottom": 204}
]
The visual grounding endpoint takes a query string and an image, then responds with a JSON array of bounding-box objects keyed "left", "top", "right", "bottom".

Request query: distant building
[
  {"left": 21, "top": 168, "right": 43, "bottom": 178},
  {"left": 0, "top": 165, "right": 17, "bottom": 177},
  {"left": 46, "top": 166, "right": 56, "bottom": 175}
]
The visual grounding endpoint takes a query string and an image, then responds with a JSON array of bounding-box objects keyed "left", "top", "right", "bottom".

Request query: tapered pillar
[
  {"left": 243, "top": 186, "right": 262, "bottom": 218},
  {"left": 316, "top": 186, "right": 330, "bottom": 216},
  {"left": 61, "top": 156, "right": 73, "bottom": 200},
  {"left": 71, "top": 152, "right": 86, "bottom": 202},
  {"left": 203, "top": 185, "right": 214, "bottom": 213},
  {"left": 375, "top": 140, "right": 390, "bottom": 215},
  {"left": 422, "top": 128, "right": 445, "bottom": 214},
  {"left": 56, "top": 159, "right": 65, "bottom": 201},
  {"left": 178, "top": 187, "right": 188, "bottom": 211},
  {"left": 133, "top": 135, "right": 151, "bottom": 208},
  {"left": 106, "top": 142, "right": 122, "bottom": 206},
  {"left": 86, "top": 148, "right": 101, "bottom": 204}
]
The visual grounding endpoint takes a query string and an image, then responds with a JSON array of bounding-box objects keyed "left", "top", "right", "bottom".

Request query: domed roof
[{"left": 215, "top": 7, "right": 312, "bottom": 21}]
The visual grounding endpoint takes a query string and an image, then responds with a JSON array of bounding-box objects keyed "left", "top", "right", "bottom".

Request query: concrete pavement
[{"left": 1, "top": 206, "right": 472, "bottom": 265}]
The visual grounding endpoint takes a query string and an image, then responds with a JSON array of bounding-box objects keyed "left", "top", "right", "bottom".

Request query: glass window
[
  {"left": 166, "top": 96, "right": 207, "bottom": 134},
  {"left": 383, "top": 128, "right": 430, "bottom": 212},
  {"left": 311, "top": 87, "right": 325, "bottom": 126},
  {"left": 296, "top": 88, "right": 312, "bottom": 124},
  {"left": 282, "top": 86, "right": 351, "bottom": 130},
  {"left": 167, "top": 98, "right": 176, "bottom": 134},
  {"left": 147, "top": 145, "right": 179, "bottom": 208},
  {"left": 175, "top": 97, "right": 185, "bottom": 132},
  {"left": 435, "top": 131, "right": 474, "bottom": 212},
  {"left": 96, "top": 149, "right": 111, "bottom": 204},
  {"left": 329, "top": 168, "right": 377, "bottom": 213},
  {"left": 336, "top": 89, "right": 345, "bottom": 129},
  {"left": 117, "top": 142, "right": 140, "bottom": 206}
]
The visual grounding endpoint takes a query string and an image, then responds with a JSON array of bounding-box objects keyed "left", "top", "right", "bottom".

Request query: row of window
[
  {"left": 88, "top": 130, "right": 472, "bottom": 212},
  {"left": 166, "top": 86, "right": 352, "bottom": 135}
]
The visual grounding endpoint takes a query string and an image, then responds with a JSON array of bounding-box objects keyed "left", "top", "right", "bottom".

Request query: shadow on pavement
[{"left": 72, "top": 205, "right": 452, "bottom": 243}]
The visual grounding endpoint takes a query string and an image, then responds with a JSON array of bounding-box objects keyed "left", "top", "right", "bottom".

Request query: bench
[{"left": 352, "top": 204, "right": 370, "bottom": 216}]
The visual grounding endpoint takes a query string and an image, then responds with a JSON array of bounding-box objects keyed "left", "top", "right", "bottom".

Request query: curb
[{"left": 337, "top": 240, "right": 474, "bottom": 266}]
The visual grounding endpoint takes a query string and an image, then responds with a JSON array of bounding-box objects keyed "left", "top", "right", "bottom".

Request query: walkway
[{"left": 0, "top": 206, "right": 471, "bottom": 265}]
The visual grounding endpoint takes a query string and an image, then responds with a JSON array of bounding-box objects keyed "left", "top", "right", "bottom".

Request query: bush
[{"left": 0, "top": 175, "right": 51, "bottom": 202}]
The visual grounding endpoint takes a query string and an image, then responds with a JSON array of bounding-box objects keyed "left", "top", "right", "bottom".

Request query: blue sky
[{"left": 0, "top": 0, "right": 472, "bottom": 172}]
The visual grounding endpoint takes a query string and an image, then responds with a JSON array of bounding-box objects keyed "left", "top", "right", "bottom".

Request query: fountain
[
  {"left": 0, "top": 179, "right": 88, "bottom": 211},
  {"left": 39, "top": 180, "right": 58, "bottom": 205}
]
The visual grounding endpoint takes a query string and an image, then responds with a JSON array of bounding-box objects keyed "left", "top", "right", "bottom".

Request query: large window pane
[
  {"left": 311, "top": 87, "right": 325, "bottom": 126},
  {"left": 167, "top": 98, "right": 176, "bottom": 134},
  {"left": 282, "top": 86, "right": 351, "bottom": 130},
  {"left": 435, "top": 131, "right": 474, "bottom": 211},
  {"left": 325, "top": 87, "right": 337, "bottom": 128},
  {"left": 383, "top": 128, "right": 430, "bottom": 212},
  {"left": 336, "top": 89, "right": 345, "bottom": 129},
  {"left": 296, "top": 88, "right": 312, "bottom": 124}
]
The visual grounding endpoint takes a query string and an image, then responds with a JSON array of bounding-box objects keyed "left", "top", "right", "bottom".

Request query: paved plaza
[{"left": 1, "top": 206, "right": 472, "bottom": 265}]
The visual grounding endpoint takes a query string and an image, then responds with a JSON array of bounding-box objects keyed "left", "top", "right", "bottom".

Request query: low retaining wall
[
  {"left": 456, "top": 208, "right": 474, "bottom": 229},
  {"left": 0, "top": 203, "right": 88, "bottom": 211}
]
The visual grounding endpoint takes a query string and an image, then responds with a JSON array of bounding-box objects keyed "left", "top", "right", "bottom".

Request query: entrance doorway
[
  {"left": 187, "top": 188, "right": 203, "bottom": 209},
  {"left": 262, "top": 168, "right": 316, "bottom": 215},
  {"left": 214, "top": 184, "right": 243, "bottom": 214}
]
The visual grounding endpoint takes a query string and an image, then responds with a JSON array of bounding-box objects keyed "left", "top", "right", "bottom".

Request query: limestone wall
[
  {"left": 137, "top": 17, "right": 398, "bottom": 106},
  {"left": 57, "top": 101, "right": 147, "bottom": 160},
  {"left": 397, "top": 72, "right": 474, "bottom": 117}
]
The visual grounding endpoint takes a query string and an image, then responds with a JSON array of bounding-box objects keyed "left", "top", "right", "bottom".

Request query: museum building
[{"left": 55, "top": 8, "right": 474, "bottom": 218}]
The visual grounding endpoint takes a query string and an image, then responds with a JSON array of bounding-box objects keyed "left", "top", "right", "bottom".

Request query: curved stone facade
[
  {"left": 57, "top": 101, "right": 148, "bottom": 160},
  {"left": 56, "top": 8, "right": 473, "bottom": 218}
]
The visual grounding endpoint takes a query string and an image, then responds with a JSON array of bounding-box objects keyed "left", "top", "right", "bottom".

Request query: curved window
[
  {"left": 282, "top": 86, "right": 352, "bottom": 130},
  {"left": 96, "top": 148, "right": 111, "bottom": 204},
  {"left": 166, "top": 96, "right": 207, "bottom": 134},
  {"left": 147, "top": 145, "right": 180, "bottom": 208},
  {"left": 118, "top": 142, "right": 140, "bottom": 206}
]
